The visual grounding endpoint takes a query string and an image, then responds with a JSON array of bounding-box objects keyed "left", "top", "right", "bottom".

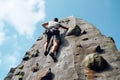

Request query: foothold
[
  {"left": 82, "top": 53, "right": 109, "bottom": 72},
  {"left": 18, "top": 72, "right": 25, "bottom": 80},
  {"left": 65, "top": 19, "right": 70, "bottom": 24},
  {"left": 25, "top": 51, "right": 30, "bottom": 55},
  {"left": 48, "top": 61, "right": 51, "bottom": 63},
  {"left": 95, "top": 45, "right": 104, "bottom": 53},
  {"left": 9, "top": 68, "right": 16, "bottom": 73},
  {"left": 31, "top": 63, "right": 39, "bottom": 72},
  {"left": 37, "top": 36, "right": 43, "bottom": 41},
  {"left": 82, "top": 38, "right": 88, "bottom": 41},
  {"left": 15, "top": 71, "right": 20, "bottom": 75},
  {"left": 61, "top": 20, "right": 64, "bottom": 23},
  {"left": 76, "top": 44, "right": 82, "bottom": 47},
  {"left": 74, "top": 62, "right": 77, "bottom": 64},
  {"left": 22, "top": 55, "right": 29, "bottom": 61},
  {"left": 75, "top": 53, "right": 80, "bottom": 56},
  {"left": 35, "top": 52, "right": 39, "bottom": 57},
  {"left": 109, "top": 37, "right": 115, "bottom": 43},
  {"left": 18, "top": 64, "right": 24, "bottom": 69},
  {"left": 35, "top": 49, "right": 39, "bottom": 57},
  {"left": 31, "top": 49, "right": 39, "bottom": 58},
  {"left": 82, "top": 30, "right": 87, "bottom": 34}
]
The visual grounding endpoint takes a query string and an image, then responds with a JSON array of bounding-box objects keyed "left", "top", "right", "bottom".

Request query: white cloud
[
  {"left": 0, "top": 0, "right": 46, "bottom": 37},
  {"left": 6, "top": 55, "right": 18, "bottom": 67},
  {"left": 4, "top": 45, "right": 22, "bottom": 68}
]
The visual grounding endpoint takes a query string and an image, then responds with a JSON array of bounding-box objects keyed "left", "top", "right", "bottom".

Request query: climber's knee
[{"left": 53, "top": 40, "right": 59, "bottom": 47}]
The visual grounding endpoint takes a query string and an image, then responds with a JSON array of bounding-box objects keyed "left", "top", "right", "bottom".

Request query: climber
[{"left": 42, "top": 18, "right": 68, "bottom": 62}]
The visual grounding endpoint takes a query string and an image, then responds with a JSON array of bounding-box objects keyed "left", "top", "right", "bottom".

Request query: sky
[{"left": 0, "top": 0, "right": 120, "bottom": 79}]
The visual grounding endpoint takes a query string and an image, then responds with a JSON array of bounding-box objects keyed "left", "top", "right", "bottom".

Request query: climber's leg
[
  {"left": 51, "top": 32, "right": 60, "bottom": 56},
  {"left": 44, "top": 40, "right": 50, "bottom": 56},
  {"left": 44, "top": 32, "right": 52, "bottom": 56},
  {"left": 50, "top": 39, "right": 59, "bottom": 62},
  {"left": 52, "top": 39, "right": 60, "bottom": 54}
]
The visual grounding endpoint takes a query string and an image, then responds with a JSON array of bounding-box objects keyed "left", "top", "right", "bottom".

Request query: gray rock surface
[{"left": 4, "top": 16, "right": 120, "bottom": 80}]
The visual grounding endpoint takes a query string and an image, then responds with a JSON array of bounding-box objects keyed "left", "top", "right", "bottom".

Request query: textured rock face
[{"left": 5, "top": 16, "right": 120, "bottom": 80}]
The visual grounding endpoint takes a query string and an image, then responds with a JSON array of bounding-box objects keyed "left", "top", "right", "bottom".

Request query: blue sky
[{"left": 0, "top": 0, "right": 120, "bottom": 79}]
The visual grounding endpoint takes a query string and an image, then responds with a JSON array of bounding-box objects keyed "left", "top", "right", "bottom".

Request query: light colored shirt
[{"left": 47, "top": 21, "right": 61, "bottom": 29}]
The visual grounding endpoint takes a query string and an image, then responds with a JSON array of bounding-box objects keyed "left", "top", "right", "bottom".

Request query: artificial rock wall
[{"left": 5, "top": 16, "right": 120, "bottom": 80}]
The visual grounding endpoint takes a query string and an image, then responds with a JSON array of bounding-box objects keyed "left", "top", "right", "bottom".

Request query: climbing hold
[
  {"left": 22, "top": 55, "right": 29, "bottom": 61},
  {"left": 31, "top": 50, "right": 39, "bottom": 58},
  {"left": 65, "top": 19, "right": 70, "bottom": 24},
  {"left": 31, "top": 63, "right": 39, "bottom": 72},
  {"left": 82, "top": 53, "right": 109, "bottom": 72},
  {"left": 35, "top": 49, "right": 39, "bottom": 57},
  {"left": 108, "top": 37, "right": 115, "bottom": 43},
  {"left": 18, "top": 72, "right": 25, "bottom": 80},
  {"left": 15, "top": 71, "right": 20, "bottom": 75},
  {"left": 25, "top": 51, "right": 30, "bottom": 55},
  {"left": 41, "top": 68, "right": 55, "bottom": 80},
  {"left": 18, "top": 64, "right": 24, "bottom": 69},
  {"left": 66, "top": 25, "right": 81, "bottom": 36},
  {"left": 82, "top": 30, "right": 87, "bottom": 34},
  {"left": 76, "top": 44, "right": 82, "bottom": 47},
  {"left": 37, "top": 36, "right": 43, "bottom": 41},
  {"left": 82, "top": 38, "right": 88, "bottom": 41},
  {"left": 95, "top": 45, "right": 104, "bottom": 53}
]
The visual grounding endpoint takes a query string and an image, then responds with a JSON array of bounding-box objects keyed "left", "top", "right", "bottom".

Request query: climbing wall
[{"left": 5, "top": 16, "right": 120, "bottom": 80}]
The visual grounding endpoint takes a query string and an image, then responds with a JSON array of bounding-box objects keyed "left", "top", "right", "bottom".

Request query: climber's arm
[
  {"left": 60, "top": 25, "right": 69, "bottom": 30},
  {"left": 42, "top": 22, "right": 48, "bottom": 29}
]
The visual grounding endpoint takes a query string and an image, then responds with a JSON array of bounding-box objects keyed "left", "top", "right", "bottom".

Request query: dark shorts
[{"left": 45, "top": 29, "right": 60, "bottom": 41}]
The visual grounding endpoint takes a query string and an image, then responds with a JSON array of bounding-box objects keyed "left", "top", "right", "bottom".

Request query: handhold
[
  {"left": 82, "top": 38, "right": 88, "bottom": 41},
  {"left": 66, "top": 25, "right": 81, "bottom": 36},
  {"left": 65, "top": 19, "right": 70, "bottom": 24},
  {"left": 15, "top": 71, "right": 20, "bottom": 75},
  {"left": 37, "top": 36, "right": 43, "bottom": 41},
  {"left": 25, "top": 51, "right": 30, "bottom": 55},
  {"left": 18, "top": 64, "right": 24, "bottom": 69},
  {"left": 109, "top": 37, "right": 115, "bottom": 43},
  {"left": 18, "top": 72, "right": 25, "bottom": 80},
  {"left": 76, "top": 44, "right": 82, "bottom": 47},
  {"left": 9, "top": 68, "right": 16, "bottom": 73},
  {"left": 82, "top": 53, "right": 109, "bottom": 72},
  {"left": 31, "top": 63, "right": 39, "bottom": 72},
  {"left": 95, "top": 45, "right": 104, "bottom": 53},
  {"left": 31, "top": 50, "right": 39, "bottom": 58},
  {"left": 35, "top": 49, "right": 39, "bottom": 57},
  {"left": 22, "top": 55, "right": 29, "bottom": 61},
  {"left": 14, "top": 69, "right": 21, "bottom": 75},
  {"left": 82, "top": 30, "right": 87, "bottom": 34}
]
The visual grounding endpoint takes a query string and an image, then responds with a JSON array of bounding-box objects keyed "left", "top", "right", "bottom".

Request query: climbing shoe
[
  {"left": 44, "top": 50, "right": 49, "bottom": 56},
  {"left": 49, "top": 52, "right": 57, "bottom": 62}
]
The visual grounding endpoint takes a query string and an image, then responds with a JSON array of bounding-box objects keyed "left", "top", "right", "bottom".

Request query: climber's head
[{"left": 53, "top": 18, "right": 59, "bottom": 22}]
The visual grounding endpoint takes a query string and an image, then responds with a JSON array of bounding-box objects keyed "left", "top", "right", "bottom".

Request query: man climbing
[{"left": 42, "top": 18, "right": 68, "bottom": 62}]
